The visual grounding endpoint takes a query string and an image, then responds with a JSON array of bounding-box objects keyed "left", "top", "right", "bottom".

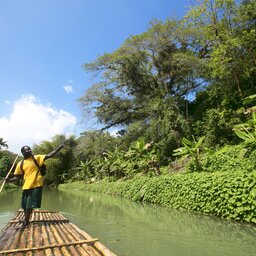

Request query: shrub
[{"left": 59, "top": 170, "right": 256, "bottom": 224}]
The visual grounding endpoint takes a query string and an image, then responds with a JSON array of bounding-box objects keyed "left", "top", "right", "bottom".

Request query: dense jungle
[{"left": 1, "top": 0, "right": 256, "bottom": 223}]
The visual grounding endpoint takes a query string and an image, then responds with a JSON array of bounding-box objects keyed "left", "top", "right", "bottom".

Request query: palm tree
[{"left": 0, "top": 138, "right": 8, "bottom": 150}]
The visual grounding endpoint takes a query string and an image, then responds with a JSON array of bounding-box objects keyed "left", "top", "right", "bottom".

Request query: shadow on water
[{"left": 1, "top": 188, "right": 256, "bottom": 256}]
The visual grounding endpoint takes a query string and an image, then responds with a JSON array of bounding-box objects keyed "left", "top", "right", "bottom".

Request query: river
[{"left": 0, "top": 188, "right": 256, "bottom": 256}]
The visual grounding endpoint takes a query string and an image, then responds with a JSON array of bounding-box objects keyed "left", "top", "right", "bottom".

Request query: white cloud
[
  {"left": 63, "top": 85, "right": 73, "bottom": 94},
  {"left": 0, "top": 94, "right": 77, "bottom": 153}
]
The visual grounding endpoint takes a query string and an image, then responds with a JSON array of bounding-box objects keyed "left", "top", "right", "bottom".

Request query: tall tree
[
  {"left": 186, "top": 0, "right": 255, "bottom": 102},
  {"left": 184, "top": 0, "right": 255, "bottom": 146},
  {"left": 79, "top": 19, "right": 205, "bottom": 155},
  {"left": 74, "top": 130, "right": 119, "bottom": 162}
]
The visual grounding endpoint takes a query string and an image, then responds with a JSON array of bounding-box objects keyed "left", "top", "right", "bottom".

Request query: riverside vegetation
[{"left": 1, "top": 0, "right": 256, "bottom": 224}]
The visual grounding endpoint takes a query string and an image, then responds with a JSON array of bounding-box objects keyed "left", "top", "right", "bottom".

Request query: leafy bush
[
  {"left": 188, "top": 144, "right": 256, "bottom": 173},
  {"left": 0, "top": 156, "right": 11, "bottom": 178},
  {"left": 173, "top": 136, "right": 205, "bottom": 172},
  {"left": 233, "top": 112, "right": 256, "bottom": 144},
  {"left": 61, "top": 170, "right": 256, "bottom": 224}
]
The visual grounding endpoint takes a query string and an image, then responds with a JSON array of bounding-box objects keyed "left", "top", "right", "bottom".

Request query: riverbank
[{"left": 59, "top": 170, "right": 256, "bottom": 224}]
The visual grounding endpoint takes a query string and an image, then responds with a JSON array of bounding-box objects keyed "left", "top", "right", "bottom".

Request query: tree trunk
[{"left": 233, "top": 69, "right": 243, "bottom": 97}]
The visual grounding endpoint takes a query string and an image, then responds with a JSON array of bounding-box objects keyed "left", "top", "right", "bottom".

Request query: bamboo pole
[
  {"left": 10, "top": 219, "right": 70, "bottom": 223},
  {"left": 40, "top": 219, "right": 53, "bottom": 256},
  {"left": 44, "top": 217, "right": 60, "bottom": 255},
  {"left": 0, "top": 153, "right": 21, "bottom": 193},
  {"left": 0, "top": 239, "right": 99, "bottom": 254},
  {"left": 17, "top": 209, "right": 58, "bottom": 213}
]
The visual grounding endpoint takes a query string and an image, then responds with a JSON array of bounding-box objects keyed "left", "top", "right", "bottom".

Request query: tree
[
  {"left": 186, "top": 0, "right": 255, "bottom": 101},
  {"left": 185, "top": 0, "right": 255, "bottom": 147},
  {"left": 80, "top": 19, "right": 205, "bottom": 124},
  {"left": 173, "top": 136, "right": 205, "bottom": 171},
  {"left": 79, "top": 19, "right": 205, "bottom": 156},
  {"left": 33, "top": 135, "right": 77, "bottom": 185},
  {"left": 0, "top": 138, "right": 8, "bottom": 150},
  {"left": 0, "top": 156, "right": 11, "bottom": 177},
  {"left": 74, "top": 131, "right": 119, "bottom": 162}
]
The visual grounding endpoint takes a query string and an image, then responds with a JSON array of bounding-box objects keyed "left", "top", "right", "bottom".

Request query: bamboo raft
[{"left": 0, "top": 210, "right": 117, "bottom": 256}]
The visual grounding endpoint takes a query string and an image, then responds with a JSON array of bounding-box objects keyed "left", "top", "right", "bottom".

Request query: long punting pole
[{"left": 0, "top": 153, "right": 21, "bottom": 193}]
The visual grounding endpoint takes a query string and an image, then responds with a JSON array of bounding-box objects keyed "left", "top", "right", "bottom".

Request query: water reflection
[{"left": 1, "top": 188, "right": 256, "bottom": 256}]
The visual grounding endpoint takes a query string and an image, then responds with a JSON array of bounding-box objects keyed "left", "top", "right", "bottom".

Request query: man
[{"left": 5, "top": 144, "right": 64, "bottom": 227}]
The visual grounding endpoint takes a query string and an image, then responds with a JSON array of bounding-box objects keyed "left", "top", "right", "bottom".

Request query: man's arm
[
  {"left": 5, "top": 174, "right": 23, "bottom": 183},
  {"left": 44, "top": 144, "right": 65, "bottom": 160}
]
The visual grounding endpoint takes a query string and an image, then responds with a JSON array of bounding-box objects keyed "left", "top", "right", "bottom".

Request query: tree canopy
[
  {"left": 79, "top": 0, "right": 255, "bottom": 155},
  {"left": 1, "top": 0, "right": 255, "bottom": 185}
]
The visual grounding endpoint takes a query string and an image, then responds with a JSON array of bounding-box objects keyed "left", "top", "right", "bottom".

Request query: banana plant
[
  {"left": 242, "top": 94, "right": 256, "bottom": 114},
  {"left": 173, "top": 136, "right": 205, "bottom": 171},
  {"left": 104, "top": 146, "right": 126, "bottom": 179},
  {"left": 233, "top": 112, "right": 256, "bottom": 144},
  {"left": 73, "top": 159, "right": 93, "bottom": 181},
  {"left": 125, "top": 139, "right": 160, "bottom": 176}
]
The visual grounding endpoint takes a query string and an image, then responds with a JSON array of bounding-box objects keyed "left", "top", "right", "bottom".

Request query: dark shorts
[{"left": 21, "top": 187, "right": 43, "bottom": 210}]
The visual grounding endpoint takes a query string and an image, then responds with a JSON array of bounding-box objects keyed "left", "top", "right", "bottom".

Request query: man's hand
[
  {"left": 3, "top": 177, "right": 10, "bottom": 183},
  {"left": 4, "top": 177, "right": 13, "bottom": 183},
  {"left": 45, "top": 143, "right": 65, "bottom": 160},
  {"left": 59, "top": 144, "right": 65, "bottom": 149}
]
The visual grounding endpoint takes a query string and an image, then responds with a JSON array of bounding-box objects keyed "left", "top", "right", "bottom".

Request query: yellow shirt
[{"left": 14, "top": 155, "right": 45, "bottom": 190}]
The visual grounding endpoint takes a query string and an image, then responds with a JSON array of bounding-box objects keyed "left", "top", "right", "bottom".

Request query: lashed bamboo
[
  {"left": 60, "top": 222, "right": 101, "bottom": 256},
  {"left": 0, "top": 210, "right": 117, "bottom": 256},
  {"left": 70, "top": 222, "right": 116, "bottom": 256},
  {"left": 58, "top": 221, "right": 91, "bottom": 255},
  {"left": 41, "top": 220, "right": 52, "bottom": 255},
  {"left": 50, "top": 220, "right": 71, "bottom": 255},
  {"left": 54, "top": 222, "right": 80, "bottom": 256},
  {"left": 27, "top": 220, "right": 35, "bottom": 256}
]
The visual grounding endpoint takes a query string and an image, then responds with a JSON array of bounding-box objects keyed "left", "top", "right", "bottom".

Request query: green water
[{"left": 0, "top": 188, "right": 256, "bottom": 256}]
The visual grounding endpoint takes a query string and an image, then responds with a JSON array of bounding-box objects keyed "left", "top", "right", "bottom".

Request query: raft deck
[{"left": 0, "top": 209, "right": 117, "bottom": 256}]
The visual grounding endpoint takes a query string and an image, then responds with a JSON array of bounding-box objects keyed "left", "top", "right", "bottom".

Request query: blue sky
[{"left": 0, "top": 0, "right": 191, "bottom": 153}]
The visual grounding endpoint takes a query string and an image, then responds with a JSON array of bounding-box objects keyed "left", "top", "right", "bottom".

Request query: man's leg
[
  {"left": 24, "top": 208, "right": 33, "bottom": 226},
  {"left": 21, "top": 187, "right": 42, "bottom": 227},
  {"left": 21, "top": 189, "right": 33, "bottom": 227}
]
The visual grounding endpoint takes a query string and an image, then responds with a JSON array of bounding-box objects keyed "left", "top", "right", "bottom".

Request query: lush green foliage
[
  {"left": 59, "top": 170, "right": 256, "bottom": 224},
  {"left": 187, "top": 144, "right": 256, "bottom": 173},
  {"left": 79, "top": 0, "right": 255, "bottom": 156},
  {"left": 64, "top": 139, "right": 161, "bottom": 183},
  {"left": 233, "top": 112, "right": 256, "bottom": 144},
  {"left": 0, "top": 149, "right": 20, "bottom": 178},
  {"left": 2, "top": 1, "right": 256, "bottom": 223},
  {"left": 33, "top": 134, "right": 77, "bottom": 185},
  {"left": 173, "top": 136, "right": 205, "bottom": 171},
  {"left": 0, "top": 156, "right": 11, "bottom": 178}
]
